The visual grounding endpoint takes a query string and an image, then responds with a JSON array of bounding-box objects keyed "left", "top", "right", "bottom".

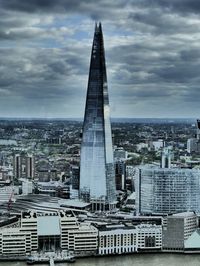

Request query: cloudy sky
[{"left": 0, "top": 0, "right": 200, "bottom": 118}]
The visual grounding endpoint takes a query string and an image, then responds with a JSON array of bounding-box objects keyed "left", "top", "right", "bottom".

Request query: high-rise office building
[
  {"left": 136, "top": 167, "right": 200, "bottom": 215},
  {"left": 187, "top": 138, "right": 198, "bottom": 153},
  {"left": 115, "top": 161, "right": 126, "bottom": 191},
  {"left": 79, "top": 23, "right": 116, "bottom": 211},
  {"left": 186, "top": 119, "right": 200, "bottom": 154},
  {"left": 161, "top": 147, "right": 172, "bottom": 168},
  {"left": 70, "top": 165, "right": 80, "bottom": 199},
  {"left": 13, "top": 153, "right": 35, "bottom": 180},
  {"left": 197, "top": 119, "right": 200, "bottom": 140}
]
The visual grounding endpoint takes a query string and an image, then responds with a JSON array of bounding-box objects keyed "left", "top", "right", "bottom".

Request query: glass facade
[
  {"left": 79, "top": 23, "right": 116, "bottom": 207},
  {"left": 137, "top": 168, "right": 200, "bottom": 215}
]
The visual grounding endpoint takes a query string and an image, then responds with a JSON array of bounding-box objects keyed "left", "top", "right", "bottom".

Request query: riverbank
[
  {"left": 0, "top": 248, "right": 200, "bottom": 263},
  {"left": 0, "top": 253, "right": 200, "bottom": 266}
]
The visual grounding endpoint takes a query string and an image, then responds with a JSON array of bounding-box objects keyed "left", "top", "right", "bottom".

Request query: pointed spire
[
  {"left": 94, "top": 22, "right": 103, "bottom": 34},
  {"left": 80, "top": 22, "right": 116, "bottom": 208},
  {"left": 95, "top": 22, "right": 98, "bottom": 32},
  {"left": 99, "top": 22, "right": 102, "bottom": 32}
]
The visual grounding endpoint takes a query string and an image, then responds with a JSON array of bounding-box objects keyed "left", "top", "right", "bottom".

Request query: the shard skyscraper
[{"left": 79, "top": 23, "right": 116, "bottom": 211}]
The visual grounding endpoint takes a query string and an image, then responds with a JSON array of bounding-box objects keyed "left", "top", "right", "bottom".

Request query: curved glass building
[{"left": 136, "top": 167, "right": 200, "bottom": 215}]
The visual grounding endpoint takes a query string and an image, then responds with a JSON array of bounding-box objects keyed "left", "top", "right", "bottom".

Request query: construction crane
[{"left": 7, "top": 189, "right": 14, "bottom": 211}]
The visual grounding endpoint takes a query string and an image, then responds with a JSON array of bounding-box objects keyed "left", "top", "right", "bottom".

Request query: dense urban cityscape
[
  {"left": 1, "top": 1, "right": 200, "bottom": 265},
  {"left": 0, "top": 115, "right": 200, "bottom": 263}
]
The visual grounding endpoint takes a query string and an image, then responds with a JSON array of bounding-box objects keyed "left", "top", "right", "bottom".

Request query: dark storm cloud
[
  {"left": 130, "top": 11, "right": 199, "bottom": 35},
  {"left": 154, "top": 64, "right": 200, "bottom": 83},
  {"left": 126, "top": 0, "right": 200, "bottom": 17},
  {"left": 0, "top": 47, "right": 88, "bottom": 100},
  {"left": 145, "top": 0, "right": 200, "bottom": 15},
  {"left": 0, "top": 0, "right": 127, "bottom": 18},
  {"left": 0, "top": 45, "right": 90, "bottom": 117},
  {"left": 108, "top": 40, "right": 200, "bottom": 85},
  {"left": 7, "top": 0, "right": 200, "bottom": 15}
]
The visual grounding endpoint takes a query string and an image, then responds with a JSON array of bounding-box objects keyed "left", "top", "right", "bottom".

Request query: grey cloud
[
  {"left": 0, "top": 47, "right": 88, "bottom": 100},
  {"left": 0, "top": 0, "right": 127, "bottom": 17},
  {"left": 1, "top": 0, "right": 200, "bottom": 117},
  {"left": 131, "top": 0, "right": 200, "bottom": 15},
  {"left": 180, "top": 49, "right": 200, "bottom": 62},
  {"left": 147, "top": 0, "right": 200, "bottom": 14},
  {"left": 154, "top": 64, "right": 200, "bottom": 83},
  {"left": 130, "top": 11, "right": 198, "bottom": 35}
]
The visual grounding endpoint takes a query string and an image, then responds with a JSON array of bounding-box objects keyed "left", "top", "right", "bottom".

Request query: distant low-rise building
[
  {"left": 37, "top": 181, "right": 69, "bottom": 198},
  {"left": 0, "top": 139, "right": 17, "bottom": 146},
  {"left": 152, "top": 140, "right": 165, "bottom": 151},
  {"left": 114, "top": 147, "right": 127, "bottom": 161},
  {"left": 37, "top": 169, "right": 58, "bottom": 182},
  {"left": 0, "top": 166, "right": 12, "bottom": 184},
  {"left": 136, "top": 142, "right": 150, "bottom": 152}
]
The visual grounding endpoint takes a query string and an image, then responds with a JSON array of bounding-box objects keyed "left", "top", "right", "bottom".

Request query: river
[{"left": 1, "top": 253, "right": 200, "bottom": 266}]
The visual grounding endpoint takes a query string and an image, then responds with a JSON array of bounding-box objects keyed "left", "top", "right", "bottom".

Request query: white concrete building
[
  {"left": 22, "top": 180, "right": 33, "bottom": 195},
  {"left": 67, "top": 223, "right": 98, "bottom": 255},
  {"left": 0, "top": 212, "right": 162, "bottom": 257},
  {"left": 60, "top": 211, "right": 79, "bottom": 250},
  {"left": 187, "top": 138, "right": 198, "bottom": 153},
  {"left": 136, "top": 143, "right": 149, "bottom": 152},
  {"left": 98, "top": 224, "right": 137, "bottom": 255},
  {"left": 152, "top": 140, "right": 164, "bottom": 151},
  {"left": 0, "top": 229, "right": 31, "bottom": 256},
  {"left": 97, "top": 223, "right": 162, "bottom": 255},
  {"left": 0, "top": 211, "right": 79, "bottom": 256},
  {"left": 137, "top": 224, "right": 162, "bottom": 251}
]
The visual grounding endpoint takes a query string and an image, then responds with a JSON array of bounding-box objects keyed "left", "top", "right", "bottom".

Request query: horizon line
[{"left": 0, "top": 117, "right": 197, "bottom": 120}]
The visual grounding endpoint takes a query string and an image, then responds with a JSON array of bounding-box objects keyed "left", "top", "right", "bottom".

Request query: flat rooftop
[
  {"left": 172, "top": 212, "right": 196, "bottom": 217},
  {"left": 37, "top": 215, "right": 60, "bottom": 236},
  {"left": 59, "top": 199, "right": 91, "bottom": 209}
]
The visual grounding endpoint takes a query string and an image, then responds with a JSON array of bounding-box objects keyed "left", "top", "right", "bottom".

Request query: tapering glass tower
[{"left": 79, "top": 23, "right": 116, "bottom": 211}]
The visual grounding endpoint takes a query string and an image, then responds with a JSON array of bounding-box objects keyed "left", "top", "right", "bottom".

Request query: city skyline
[{"left": 0, "top": 0, "right": 200, "bottom": 118}]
